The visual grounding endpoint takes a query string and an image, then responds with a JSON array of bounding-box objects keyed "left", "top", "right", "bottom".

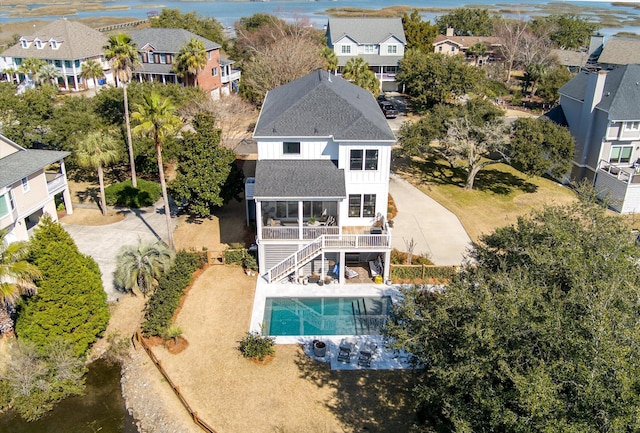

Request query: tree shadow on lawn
[
  {"left": 394, "top": 153, "right": 538, "bottom": 195},
  {"left": 294, "top": 350, "right": 420, "bottom": 432}
]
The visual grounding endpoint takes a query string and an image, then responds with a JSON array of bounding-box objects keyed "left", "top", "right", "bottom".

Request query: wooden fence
[{"left": 133, "top": 330, "right": 218, "bottom": 433}]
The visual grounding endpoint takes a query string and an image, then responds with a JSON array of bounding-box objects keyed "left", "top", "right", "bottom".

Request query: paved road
[
  {"left": 62, "top": 204, "right": 174, "bottom": 302},
  {"left": 389, "top": 174, "right": 473, "bottom": 266}
]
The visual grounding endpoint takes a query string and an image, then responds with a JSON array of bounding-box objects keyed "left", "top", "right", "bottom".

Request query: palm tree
[
  {"left": 0, "top": 230, "right": 41, "bottom": 335},
  {"left": 75, "top": 131, "right": 120, "bottom": 215},
  {"left": 80, "top": 59, "right": 105, "bottom": 90},
  {"left": 341, "top": 57, "right": 380, "bottom": 96},
  {"left": 103, "top": 33, "right": 141, "bottom": 189},
  {"left": 34, "top": 63, "right": 62, "bottom": 87},
  {"left": 132, "top": 92, "right": 182, "bottom": 249},
  {"left": 18, "top": 57, "right": 45, "bottom": 82},
  {"left": 467, "top": 42, "right": 487, "bottom": 66},
  {"left": 114, "top": 240, "right": 174, "bottom": 296},
  {"left": 321, "top": 47, "right": 338, "bottom": 73},
  {"left": 525, "top": 62, "right": 548, "bottom": 97},
  {"left": 174, "top": 37, "right": 207, "bottom": 87}
]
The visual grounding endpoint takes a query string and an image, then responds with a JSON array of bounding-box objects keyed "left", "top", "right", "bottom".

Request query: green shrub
[
  {"left": 390, "top": 248, "right": 433, "bottom": 265},
  {"left": 243, "top": 252, "right": 258, "bottom": 271},
  {"left": 238, "top": 331, "right": 275, "bottom": 361},
  {"left": 142, "top": 250, "right": 202, "bottom": 337},
  {"left": 391, "top": 265, "right": 423, "bottom": 280},
  {"left": 104, "top": 179, "right": 161, "bottom": 208},
  {"left": 511, "top": 88, "right": 523, "bottom": 106},
  {"left": 224, "top": 248, "right": 245, "bottom": 265},
  {"left": 484, "top": 79, "right": 509, "bottom": 98}
]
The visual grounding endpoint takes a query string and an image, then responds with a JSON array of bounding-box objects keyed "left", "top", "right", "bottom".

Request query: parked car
[{"left": 378, "top": 101, "right": 399, "bottom": 119}]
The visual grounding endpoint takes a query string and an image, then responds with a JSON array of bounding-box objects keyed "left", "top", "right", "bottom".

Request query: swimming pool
[{"left": 263, "top": 296, "right": 391, "bottom": 336}]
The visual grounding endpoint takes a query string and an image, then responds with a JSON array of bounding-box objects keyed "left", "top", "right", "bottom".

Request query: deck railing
[
  {"left": 262, "top": 225, "right": 339, "bottom": 240},
  {"left": 264, "top": 233, "right": 391, "bottom": 283},
  {"left": 599, "top": 160, "right": 640, "bottom": 185}
]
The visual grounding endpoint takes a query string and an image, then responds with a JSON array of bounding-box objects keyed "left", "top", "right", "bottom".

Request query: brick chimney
[{"left": 446, "top": 27, "right": 454, "bottom": 37}]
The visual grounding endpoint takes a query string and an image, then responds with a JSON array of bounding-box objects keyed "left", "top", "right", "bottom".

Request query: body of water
[
  {"left": 0, "top": 0, "right": 639, "bottom": 36},
  {"left": 0, "top": 359, "right": 137, "bottom": 433}
]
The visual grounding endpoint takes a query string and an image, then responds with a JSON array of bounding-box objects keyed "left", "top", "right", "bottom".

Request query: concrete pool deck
[{"left": 250, "top": 278, "right": 416, "bottom": 370}]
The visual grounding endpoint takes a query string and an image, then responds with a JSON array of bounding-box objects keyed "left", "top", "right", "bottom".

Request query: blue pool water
[{"left": 264, "top": 296, "right": 391, "bottom": 336}]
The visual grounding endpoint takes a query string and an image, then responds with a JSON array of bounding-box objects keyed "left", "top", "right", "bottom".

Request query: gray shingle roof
[
  {"left": 1, "top": 19, "right": 107, "bottom": 60},
  {"left": 551, "top": 48, "right": 589, "bottom": 67},
  {"left": 253, "top": 160, "right": 345, "bottom": 199},
  {"left": 597, "top": 38, "right": 640, "bottom": 65},
  {"left": 597, "top": 64, "right": 640, "bottom": 120},
  {"left": 128, "top": 28, "right": 220, "bottom": 54},
  {"left": 327, "top": 18, "right": 406, "bottom": 45},
  {"left": 559, "top": 65, "right": 640, "bottom": 120},
  {"left": 0, "top": 148, "right": 69, "bottom": 188},
  {"left": 253, "top": 69, "right": 395, "bottom": 142}
]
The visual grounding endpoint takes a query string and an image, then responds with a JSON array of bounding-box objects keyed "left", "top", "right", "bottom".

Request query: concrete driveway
[
  {"left": 389, "top": 174, "right": 473, "bottom": 266},
  {"left": 62, "top": 204, "right": 174, "bottom": 302}
]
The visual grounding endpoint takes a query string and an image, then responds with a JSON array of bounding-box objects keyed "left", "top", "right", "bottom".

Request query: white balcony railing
[
  {"left": 598, "top": 160, "right": 640, "bottom": 185},
  {"left": 261, "top": 225, "right": 339, "bottom": 240},
  {"left": 221, "top": 70, "right": 241, "bottom": 84},
  {"left": 46, "top": 173, "right": 67, "bottom": 194}
]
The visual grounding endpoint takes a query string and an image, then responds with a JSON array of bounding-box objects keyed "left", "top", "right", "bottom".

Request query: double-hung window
[
  {"left": 610, "top": 146, "right": 633, "bottom": 164},
  {"left": 350, "top": 149, "right": 378, "bottom": 170},
  {"left": 0, "top": 193, "right": 11, "bottom": 218},
  {"left": 348, "top": 194, "right": 376, "bottom": 217},
  {"left": 21, "top": 177, "right": 29, "bottom": 192},
  {"left": 387, "top": 45, "right": 397, "bottom": 54},
  {"left": 341, "top": 45, "right": 351, "bottom": 54},
  {"left": 624, "top": 121, "right": 640, "bottom": 131},
  {"left": 364, "top": 44, "right": 375, "bottom": 54}
]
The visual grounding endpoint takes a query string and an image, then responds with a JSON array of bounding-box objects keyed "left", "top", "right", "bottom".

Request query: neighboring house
[
  {"left": 551, "top": 48, "right": 590, "bottom": 73},
  {"left": 596, "top": 37, "right": 640, "bottom": 69},
  {"left": 128, "top": 28, "right": 240, "bottom": 98},
  {"left": 432, "top": 28, "right": 502, "bottom": 66},
  {"left": 326, "top": 17, "right": 406, "bottom": 92},
  {"left": 556, "top": 64, "right": 640, "bottom": 213},
  {"left": 0, "top": 134, "right": 73, "bottom": 243},
  {"left": 0, "top": 18, "right": 112, "bottom": 91},
  {"left": 247, "top": 69, "right": 395, "bottom": 284}
]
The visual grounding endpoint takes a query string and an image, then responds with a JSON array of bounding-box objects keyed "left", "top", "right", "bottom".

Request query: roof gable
[
  {"left": 253, "top": 70, "right": 395, "bottom": 142},
  {"left": 1, "top": 19, "right": 106, "bottom": 60},
  {"left": 327, "top": 18, "right": 406, "bottom": 45},
  {"left": 128, "top": 28, "right": 220, "bottom": 54}
]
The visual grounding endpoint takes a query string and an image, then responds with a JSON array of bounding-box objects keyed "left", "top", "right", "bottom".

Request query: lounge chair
[
  {"left": 358, "top": 341, "right": 378, "bottom": 367},
  {"left": 344, "top": 266, "right": 358, "bottom": 279},
  {"left": 337, "top": 337, "right": 357, "bottom": 363}
]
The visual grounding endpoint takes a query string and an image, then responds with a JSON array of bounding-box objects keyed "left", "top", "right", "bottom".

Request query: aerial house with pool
[{"left": 246, "top": 69, "right": 397, "bottom": 341}]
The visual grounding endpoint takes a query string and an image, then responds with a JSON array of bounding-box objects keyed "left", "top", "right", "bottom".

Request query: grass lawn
[{"left": 393, "top": 153, "right": 578, "bottom": 242}]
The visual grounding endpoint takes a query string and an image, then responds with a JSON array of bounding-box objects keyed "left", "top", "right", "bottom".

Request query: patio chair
[
  {"left": 337, "top": 337, "right": 357, "bottom": 363},
  {"left": 344, "top": 266, "right": 359, "bottom": 279},
  {"left": 358, "top": 341, "right": 378, "bottom": 367}
]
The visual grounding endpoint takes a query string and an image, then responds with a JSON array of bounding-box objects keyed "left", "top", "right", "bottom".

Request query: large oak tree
[{"left": 386, "top": 201, "right": 640, "bottom": 432}]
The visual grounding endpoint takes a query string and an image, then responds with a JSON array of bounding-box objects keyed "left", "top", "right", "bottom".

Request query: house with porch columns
[
  {"left": 326, "top": 17, "right": 406, "bottom": 92},
  {"left": 247, "top": 69, "right": 395, "bottom": 285},
  {"left": 0, "top": 134, "right": 73, "bottom": 244},
  {"left": 0, "top": 18, "right": 112, "bottom": 91}
]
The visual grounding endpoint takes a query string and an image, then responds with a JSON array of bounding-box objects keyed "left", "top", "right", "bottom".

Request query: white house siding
[
  {"left": 338, "top": 143, "right": 392, "bottom": 226},
  {"left": 622, "top": 185, "right": 640, "bottom": 214},
  {"left": 256, "top": 139, "right": 337, "bottom": 161},
  {"left": 334, "top": 36, "right": 357, "bottom": 57},
  {"left": 379, "top": 36, "right": 405, "bottom": 57}
]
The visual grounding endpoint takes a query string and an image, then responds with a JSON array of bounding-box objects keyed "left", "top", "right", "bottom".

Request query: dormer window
[
  {"left": 387, "top": 45, "right": 397, "bottom": 54},
  {"left": 147, "top": 51, "right": 154, "bottom": 63},
  {"left": 20, "top": 39, "right": 28, "bottom": 48},
  {"left": 50, "top": 40, "right": 58, "bottom": 49},
  {"left": 35, "top": 39, "right": 42, "bottom": 49},
  {"left": 341, "top": 45, "right": 351, "bottom": 54}
]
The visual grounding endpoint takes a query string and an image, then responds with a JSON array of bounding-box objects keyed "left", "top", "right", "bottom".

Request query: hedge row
[
  {"left": 390, "top": 265, "right": 457, "bottom": 282},
  {"left": 142, "top": 251, "right": 205, "bottom": 337},
  {"left": 224, "top": 247, "right": 258, "bottom": 271}
]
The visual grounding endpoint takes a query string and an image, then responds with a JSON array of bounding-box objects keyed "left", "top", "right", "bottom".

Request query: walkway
[
  {"left": 388, "top": 174, "right": 472, "bottom": 266},
  {"left": 62, "top": 203, "right": 174, "bottom": 302}
]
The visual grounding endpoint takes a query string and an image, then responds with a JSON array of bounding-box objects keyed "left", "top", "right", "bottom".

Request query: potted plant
[
  {"left": 313, "top": 339, "right": 327, "bottom": 357},
  {"left": 308, "top": 215, "right": 318, "bottom": 226}
]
